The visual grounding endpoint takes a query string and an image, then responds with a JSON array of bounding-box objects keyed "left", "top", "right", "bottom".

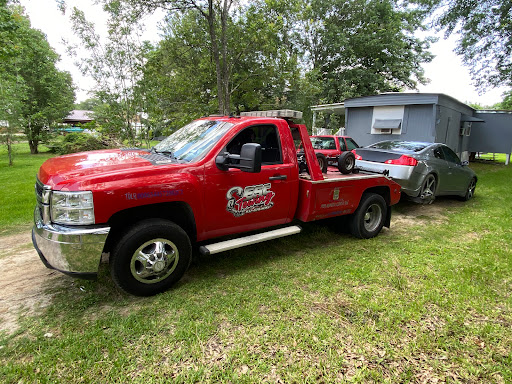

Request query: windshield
[
  {"left": 154, "top": 120, "right": 234, "bottom": 162},
  {"left": 311, "top": 136, "right": 336, "bottom": 150},
  {"left": 368, "top": 141, "right": 429, "bottom": 153}
]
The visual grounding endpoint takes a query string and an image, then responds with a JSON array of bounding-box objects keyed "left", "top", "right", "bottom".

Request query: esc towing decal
[{"left": 226, "top": 183, "right": 275, "bottom": 217}]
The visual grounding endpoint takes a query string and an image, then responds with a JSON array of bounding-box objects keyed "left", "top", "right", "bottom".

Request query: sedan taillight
[
  {"left": 352, "top": 149, "right": 362, "bottom": 160},
  {"left": 385, "top": 155, "right": 418, "bottom": 166}
]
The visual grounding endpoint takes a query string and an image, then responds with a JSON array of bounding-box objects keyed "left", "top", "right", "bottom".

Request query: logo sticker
[{"left": 226, "top": 183, "right": 275, "bottom": 217}]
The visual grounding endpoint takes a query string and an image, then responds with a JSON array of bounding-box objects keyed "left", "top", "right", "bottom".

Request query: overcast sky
[{"left": 19, "top": 0, "right": 510, "bottom": 106}]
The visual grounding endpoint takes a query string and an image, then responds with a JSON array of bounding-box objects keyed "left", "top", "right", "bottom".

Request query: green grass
[
  {"left": 0, "top": 143, "right": 54, "bottom": 235},
  {"left": 0, "top": 150, "right": 511, "bottom": 382},
  {"left": 475, "top": 152, "right": 509, "bottom": 163}
]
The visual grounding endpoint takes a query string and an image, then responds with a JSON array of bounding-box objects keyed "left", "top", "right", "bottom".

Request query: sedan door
[{"left": 440, "top": 145, "right": 470, "bottom": 193}]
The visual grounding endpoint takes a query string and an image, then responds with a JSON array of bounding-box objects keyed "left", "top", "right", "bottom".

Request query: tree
[
  {"left": 410, "top": 0, "right": 512, "bottom": 90},
  {"left": 1, "top": 1, "right": 20, "bottom": 165},
  {"left": 139, "top": 0, "right": 302, "bottom": 125},
  {"left": 74, "top": 98, "right": 101, "bottom": 110},
  {"left": 0, "top": 2, "right": 74, "bottom": 156},
  {"left": 121, "top": 0, "right": 301, "bottom": 116},
  {"left": 302, "top": 0, "right": 434, "bottom": 103},
  {"left": 68, "top": 1, "right": 153, "bottom": 145}
]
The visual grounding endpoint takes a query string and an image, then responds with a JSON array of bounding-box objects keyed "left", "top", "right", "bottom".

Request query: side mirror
[
  {"left": 461, "top": 160, "right": 469, "bottom": 166},
  {"left": 215, "top": 143, "right": 262, "bottom": 173},
  {"left": 239, "top": 143, "right": 262, "bottom": 173}
]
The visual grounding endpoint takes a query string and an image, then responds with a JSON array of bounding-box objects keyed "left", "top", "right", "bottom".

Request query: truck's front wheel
[
  {"left": 350, "top": 193, "right": 387, "bottom": 239},
  {"left": 110, "top": 219, "right": 192, "bottom": 296}
]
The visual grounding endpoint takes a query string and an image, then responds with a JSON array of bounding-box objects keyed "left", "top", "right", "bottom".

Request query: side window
[
  {"left": 338, "top": 138, "right": 347, "bottom": 151},
  {"left": 345, "top": 138, "right": 359, "bottom": 151},
  {"left": 225, "top": 124, "right": 282, "bottom": 165},
  {"left": 433, "top": 147, "right": 444, "bottom": 160},
  {"left": 441, "top": 146, "right": 461, "bottom": 164}
]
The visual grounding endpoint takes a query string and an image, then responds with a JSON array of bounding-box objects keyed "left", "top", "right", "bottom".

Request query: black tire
[
  {"left": 350, "top": 193, "right": 387, "bottom": 239},
  {"left": 419, "top": 173, "right": 436, "bottom": 204},
  {"left": 461, "top": 177, "right": 477, "bottom": 201},
  {"left": 316, "top": 153, "right": 328, "bottom": 173},
  {"left": 110, "top": 219, "right": 192, "bottom": 296},
  {"left": 338, "top": 151, "right": 356, "bottom": 174}
]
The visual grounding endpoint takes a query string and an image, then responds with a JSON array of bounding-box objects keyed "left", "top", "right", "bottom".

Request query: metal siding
[
  {"left": 438, "top": 94, "right": 475, "bottom": 116},
  {"left": 469, "top": 112, "right": 512, "bottom": 153},
  {"left": 345, "top": 107, "right": 373, "bottom": 147},
  {"left": 435, "top": 106, "right": 463, "bottom": 152},
  {"left": 403, "top": 105, "right": 435, "bottom": 142},
  {"left": 343, "top": 94, "right": 479, "bottom": 154},
  {"left": 346, "top": 105, "right": 436, "bottom": 146},
  {"left": 345, "top": 93, "right": 439, "bottom": 107}
]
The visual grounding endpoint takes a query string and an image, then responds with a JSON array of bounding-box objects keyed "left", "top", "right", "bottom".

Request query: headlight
[{"left": 51, "top": 191, "right": 95, "bottom": 225}]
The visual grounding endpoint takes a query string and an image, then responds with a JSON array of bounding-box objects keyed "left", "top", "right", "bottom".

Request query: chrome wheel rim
[
  {"left": 344, "top": 156, "right": 354, "bottom": 170},
  {"left": 421, "top": 175, "right": 436, "bottom": 199},
  {"left": 130, "top": 238, "right": 179, "bottom": 284},
  {"left": 363, "top": 203, "right": 382, "bottom": 232},
  {"left": 467, "top": 179, "right": 476, "bottom": 199}
]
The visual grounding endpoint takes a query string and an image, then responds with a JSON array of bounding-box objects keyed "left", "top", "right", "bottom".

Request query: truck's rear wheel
[
  {"left": 349, "top": 193, "right": 387, "bottom": 239},
  {"left": 110, "top": 219, "right": 192, "bottom": 296}
]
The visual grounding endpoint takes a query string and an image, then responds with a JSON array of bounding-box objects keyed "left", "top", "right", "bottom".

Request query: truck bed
[{"left": 295, "top": 169, "right": 399, "bottom": 222}]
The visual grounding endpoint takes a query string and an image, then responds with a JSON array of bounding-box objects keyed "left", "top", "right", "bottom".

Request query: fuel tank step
[{"left": 199, "top": 225, "right": 302, "bottom": 256}]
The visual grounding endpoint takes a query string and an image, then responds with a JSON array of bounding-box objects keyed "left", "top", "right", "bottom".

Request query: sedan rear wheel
[{"left": 419, "top": 174, "right": 436, "bottom": 204}]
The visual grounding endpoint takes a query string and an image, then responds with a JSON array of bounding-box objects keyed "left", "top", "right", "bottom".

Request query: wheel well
[
  {"left": 362, "top": 187, "right": 391, "bottom": 228},
  {"left": 363, "top": 186, "right": 390, "bottom": 205},
  {"left": 103, "top": 202, "right": 196, "bottom": 254}
]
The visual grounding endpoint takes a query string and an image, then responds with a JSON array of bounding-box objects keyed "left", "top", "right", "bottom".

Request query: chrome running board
[{"left": 199, "top": 225, "right": 302, "bottom": 256}]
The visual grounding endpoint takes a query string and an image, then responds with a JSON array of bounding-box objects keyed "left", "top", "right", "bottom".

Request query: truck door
[{"left": 203, "top": 123, "right": 294, "bottom": 239}]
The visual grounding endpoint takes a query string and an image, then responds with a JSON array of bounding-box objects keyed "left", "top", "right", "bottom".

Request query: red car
[{"left": 300, "top": 135, "right": 360, "bottom": 173}]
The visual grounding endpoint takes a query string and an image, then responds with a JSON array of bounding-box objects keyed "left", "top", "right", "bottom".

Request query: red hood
[{"left": 38, "top": 149, "right": 179, "bottom": 190}]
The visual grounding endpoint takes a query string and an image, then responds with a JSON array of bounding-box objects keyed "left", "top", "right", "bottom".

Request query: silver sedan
[{"left": 353, "top": 141, "right": 477, "bottom": 203}]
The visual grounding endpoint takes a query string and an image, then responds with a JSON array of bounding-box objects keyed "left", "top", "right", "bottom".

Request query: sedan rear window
[{"left": 368, "top": 141, "right": 429, "bottom": 153}]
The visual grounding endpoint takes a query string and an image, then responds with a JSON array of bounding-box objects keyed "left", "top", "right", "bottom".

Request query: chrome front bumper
[{"left": 32, "top": 207, "right": 110, "bottom": 278}]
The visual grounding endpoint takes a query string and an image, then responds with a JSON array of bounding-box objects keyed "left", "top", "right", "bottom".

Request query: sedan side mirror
[
  {"left": 461, "top": 160, "right": 469, "bottom": 166},
  {"left": 216, "top": 143, "right": 262, "bottom": 173}
]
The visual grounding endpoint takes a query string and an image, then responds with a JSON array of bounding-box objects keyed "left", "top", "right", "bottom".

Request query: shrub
[{"left": 52, "top": 132, "right": 109, "bottom": 155}]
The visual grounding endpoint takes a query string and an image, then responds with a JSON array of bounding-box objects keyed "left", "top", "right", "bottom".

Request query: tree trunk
[
  {"left": 29, "top": 140, "right": 39, "bottom": 154},
  {"left": 7, "top": 135, "right": 13, "bottom": 166},
  {"left": 220, "top": 0, "right": 230, "bottom": 115}
]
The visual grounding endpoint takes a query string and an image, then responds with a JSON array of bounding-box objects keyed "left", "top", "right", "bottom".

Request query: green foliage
[
  {"left": 51, "top": 132, "right": 109, "bottom": 155},
  {"left": 0, "top": 2, "right": 75, "bottom": 156},
  {"left": 303, "top": 0, "right": 434, "bottom": 102},
  {"left": 74, "top": 98, "right": 101, "bottom": 110},
  {"left": 498, "top": 90, "right": 512, "bottom": 110},
  {"left": 140, "top": 0, "right": 302, "bottom": 123},
  {"left": 68, "top": 2, "right": 149, "bottom": 145},
  {"left": 410, "top": 0, "right": 512, "bottom": 90}
]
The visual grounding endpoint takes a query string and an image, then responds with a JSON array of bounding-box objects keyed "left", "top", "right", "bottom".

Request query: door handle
[{"left": 269, "top": 175, "right": 287, "bottom": 181}]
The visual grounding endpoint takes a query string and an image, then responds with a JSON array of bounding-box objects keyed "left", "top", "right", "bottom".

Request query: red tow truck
[{"left": 32, "top": 110, "right": 401, "bottom": 296}]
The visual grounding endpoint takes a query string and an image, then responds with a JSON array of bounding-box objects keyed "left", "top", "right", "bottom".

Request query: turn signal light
[{"left": 385, "top": 155, "right": 418, "bottom": 166}]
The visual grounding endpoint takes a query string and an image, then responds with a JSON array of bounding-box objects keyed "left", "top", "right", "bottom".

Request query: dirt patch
[
  {"left": 390, "top": 199, "right": 459, "bottom": 231},
  {"left": 0, "top": 232, "right": 69, "bottom": 334}
]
